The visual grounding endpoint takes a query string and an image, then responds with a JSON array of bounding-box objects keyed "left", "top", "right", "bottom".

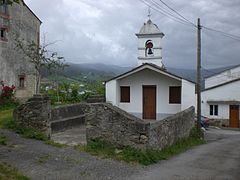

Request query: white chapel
[{"left": 105, "top": 17, "right": 196, "bottom": 120}]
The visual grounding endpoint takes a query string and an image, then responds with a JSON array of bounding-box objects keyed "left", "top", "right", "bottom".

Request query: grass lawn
[
  {"left": 0, "top": 162, "right": 30, "bottom": 180},
  {"left": 0, "top": 109, "right": 14, "bottom": 129},
  {"left": 0, "top": 109, "right": 48, "bottom": 141},
  {"left": 0, "top": 109, "right": 67, "bottom": 149}
]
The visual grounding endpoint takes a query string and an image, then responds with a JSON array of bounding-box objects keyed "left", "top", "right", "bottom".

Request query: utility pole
[{"left": 196, "top": 18, "right": 202, "bottom": 129}]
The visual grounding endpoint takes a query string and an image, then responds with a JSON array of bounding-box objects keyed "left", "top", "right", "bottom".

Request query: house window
[
  {"left": 120, "top": 86, "right": 130, "bottom": 103},
  {"left": 210, "top": 105, "right": 218, "bottom": 116},
  {"left": 19, "top": 76, "right": 25, "bottom": 88},
  {"left": 169, "top": 86, "right": 181, "bottom": 104}
]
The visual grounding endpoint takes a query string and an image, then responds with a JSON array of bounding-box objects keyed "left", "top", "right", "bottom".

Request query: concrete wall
[
  {"left": 86, "top": 104, "right": 195, "bottom": 150},
  {"left": 0, "top": 2, "right": 41, "bottom": 100},
  {"left": 205, "top": 66, "right": 240, "bottom": 89}
]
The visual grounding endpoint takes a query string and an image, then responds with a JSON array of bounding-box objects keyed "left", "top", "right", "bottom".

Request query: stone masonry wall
[
  {"left": 13, "top": 95, "right": 51, "bottom": 137},
  {"left": 148, "top": 107, "right": 195, "bottom": 150},
  {"left": 0, "top": 2, "right": 41, "bottom": 100},
  {"left": 51, "top": 103, "right": 90, "bottom": 133},
  {"left": 86, "top": 104, "right": 195, "bottom": 150},
  {"left": 14, "top": 98, "right": 194, "bottom": 150},
  {"left": 86, "top": 103, "right": 150, "bottom": 150}
]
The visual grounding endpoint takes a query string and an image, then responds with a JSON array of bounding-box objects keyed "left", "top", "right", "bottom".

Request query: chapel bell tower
[{"left": 136, "top": 15, "right": 165, "bottom": 67}]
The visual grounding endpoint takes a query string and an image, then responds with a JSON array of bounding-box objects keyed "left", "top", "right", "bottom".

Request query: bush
[
  {"left": 189, "top": 126, "right": 204, "bottom": 139},
  {"left": 0, "top": 80, "right": 18, "bottom": 111}
]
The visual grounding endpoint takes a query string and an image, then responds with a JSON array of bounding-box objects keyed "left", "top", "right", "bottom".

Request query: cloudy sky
[{"left": 24, "top": 0, "right": 240, "bottom": 69}]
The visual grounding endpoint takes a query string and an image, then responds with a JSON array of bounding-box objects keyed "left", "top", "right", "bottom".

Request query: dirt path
[{"left": 0, "top": 129, "right": 142, "bottom": 180}]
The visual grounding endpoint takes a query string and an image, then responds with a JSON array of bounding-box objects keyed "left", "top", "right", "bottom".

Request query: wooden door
[
  {"left": 229, "top": 105, "right": 239, "bottom": 128},
  {"left": 143, "top": 86, "right": 156, "bottom": 120}
]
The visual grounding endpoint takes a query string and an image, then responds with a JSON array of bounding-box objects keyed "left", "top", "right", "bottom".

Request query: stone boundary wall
[
  {"left": 86, "top": 104, "right": 195, "bottom": 150},
  {"left": 86, "top": 103, "right": 150, "bottom": 150},
  {"left": 14, "top": 95, "right": 52, "bottom": 137},
  {"left": 208, "top": 118, "right": 229, "bottom": 127},
  {"left": 51, "top": 103, "right": 90, "bottom": 121},
  {"left": 51, "top": 104, "right": 90, "bottom": 133},
  {"left": 14, "top": 96, "right": 194, "bottom": 150},
  {"left": 148, "top": 107, "right": 195, "bottom": 150},
  {"left": 14, "top": 96, "right": 91, "bottom": 136}
]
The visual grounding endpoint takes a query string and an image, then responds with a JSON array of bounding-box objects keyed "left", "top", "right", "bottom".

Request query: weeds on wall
[{"left": 75, "top": 127, "right": 205, "bottom": 165}]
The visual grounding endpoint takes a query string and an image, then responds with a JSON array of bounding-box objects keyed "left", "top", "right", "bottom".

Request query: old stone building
[{"left": 0, "top": 0, "right": 41, "bottom": 100}]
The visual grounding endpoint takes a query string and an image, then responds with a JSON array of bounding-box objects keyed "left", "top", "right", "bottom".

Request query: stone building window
[
  {"left": 210, "top": 105, "right": 218, "bottom": 116},
  {"left": 169, "top": 86, "right": 181, "bottom": 104},
  {"left": 0, "top": 0, "right": 8, "bottom": 14},
  {"left": 0, "top": 27, "right": 7, "bottom": 41},
  {"left": 120, "top": 86, "right": 130, "bottom": 103},
  {"left": 19, "top": 75, "right": 25, "bottom": 88}
]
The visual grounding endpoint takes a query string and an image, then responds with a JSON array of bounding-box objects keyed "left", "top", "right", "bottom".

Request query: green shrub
[
  {"left": 190, "top": 126, "right": 204, "bottom": 139},
  {"left": 0, "top": 99, "right": 19, "bottom": 111}
]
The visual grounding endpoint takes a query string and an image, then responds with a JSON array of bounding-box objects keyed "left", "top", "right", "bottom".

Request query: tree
[
  {"left": 0, "top": 0, "right": 20, "bottom": 5},
  {"left": 15, "top": 37, "right": 68, "bottom": 94}
]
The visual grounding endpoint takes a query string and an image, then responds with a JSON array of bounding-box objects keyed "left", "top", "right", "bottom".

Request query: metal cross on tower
[{"left": 148, "top": 7, "right": 152, "bottom": 20}]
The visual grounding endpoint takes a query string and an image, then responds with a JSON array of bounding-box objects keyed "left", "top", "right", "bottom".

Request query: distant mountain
[{"left": 42, "top": 62, "right": 235, "bottom": 83}]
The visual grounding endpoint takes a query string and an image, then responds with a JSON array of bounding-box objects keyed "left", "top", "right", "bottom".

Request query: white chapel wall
[
  {"left": 117, "top": 69, "right": 182, "bottom": 117},
  {"left": 181, "top": 79, "right": 196, "bottom": 111}
]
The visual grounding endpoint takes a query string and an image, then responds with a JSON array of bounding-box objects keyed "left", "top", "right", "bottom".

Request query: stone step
[{"left": 51, "top": 115, "right": 85, "bottom": 133}]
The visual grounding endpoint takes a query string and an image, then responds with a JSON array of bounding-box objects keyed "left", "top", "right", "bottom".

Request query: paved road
[
  {"left": 131, "top": 128, "right": 240, "bottom": 180},
  {"left": 1, "top": 127, "right": 240, "bottom": 180}
]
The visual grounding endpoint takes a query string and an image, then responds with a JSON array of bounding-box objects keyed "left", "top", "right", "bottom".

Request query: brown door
[
  {"left": 143, "top": 86, "right": 156, "bottom": 120},
  {"left": 229, "top": 105, "right": 239, "bottom": 128}
]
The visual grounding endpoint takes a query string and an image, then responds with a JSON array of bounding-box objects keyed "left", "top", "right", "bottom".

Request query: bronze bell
[{"left": 148, "top": 48, "right": 153, "bottom": 55}]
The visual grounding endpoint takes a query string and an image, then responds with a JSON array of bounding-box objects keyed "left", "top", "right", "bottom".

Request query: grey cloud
[{"left": 25, "top": 0, "right": 240, "bottom": 69}]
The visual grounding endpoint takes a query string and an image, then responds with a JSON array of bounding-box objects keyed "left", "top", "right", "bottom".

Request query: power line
[
  {"left": 139, "top": 0, "right": 240, "bottom": 43},
  {"left": 139, "top": 0, "right": 195, "bottom": 28},
  {"left": 149, "top": 0, "right": 193, "bottom": 26},
  {"left": 158, "top": 0, "right": 197, "bottom": 27},
  {"left": 202, "top": 26, "right": 240, "bottom": 42}
]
